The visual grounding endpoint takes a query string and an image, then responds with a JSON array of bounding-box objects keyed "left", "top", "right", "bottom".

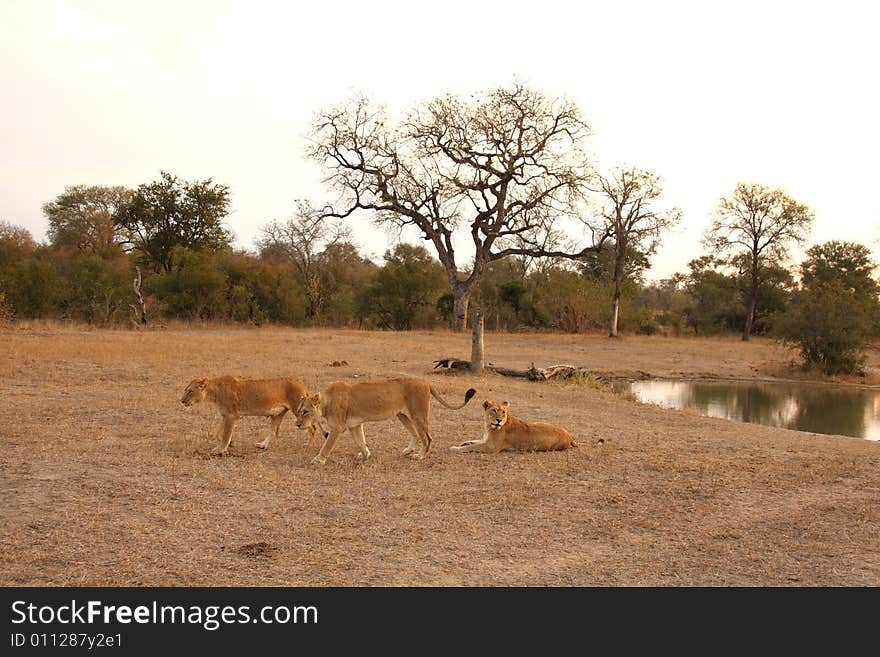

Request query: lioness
[
  {"left": 450, "top": 400, "right": 577, "bottom": 453},
  {"left": 295, "top": 377, "right": 476, "bottom": 464},
  {"left": 180, "top": 376, "right": 319, "bottom": 454}
]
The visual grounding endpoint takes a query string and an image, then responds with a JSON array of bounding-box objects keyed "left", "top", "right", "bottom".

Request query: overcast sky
[{"left": 2, "top": 0, "right": 878, "bottom": 280}]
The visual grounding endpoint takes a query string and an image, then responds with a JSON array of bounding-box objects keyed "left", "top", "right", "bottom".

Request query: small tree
[
  {"left": 0, "top": 222, "right": 37, "bottom": 303},
  {"left": 358, "top": 243, "right": 446, "bottom": 330},
  {"left": 58, "top": 253, "right": 131, "bottom": 323},
  {"left": 152, "top": 248, "right": 228, "bottom": 320},
  {"left": 704, "top": 182, "right": 813, "bottom": 341},
  {"left": 542, "top": 268, "right": 608, "bottom": 332},
  {"left": 730, "top": 255, "right": 795, "bottom": 335},
  {"left": 800, "top": 240, "right": 879, "bottom": 300},
  {"left": 9, "top": 252, "right": 61, "bottom": 318},
  {"left": 776, "top": 282, "right": 873, "bottom": 375},
  {"left": 243, "top": 258, "right": 307, "bottom": 325},
  {"left": 776, "top": 241, "right": 880, "bottom": 374},
  {"left": 314, "top": 242, "right": 378, "bottom": 326},
  {"left": 114, "top": 171, "right": 231, "bottom": 273},
  {"left": 593, "top": 166, "right": 681, "bottom": 337},
  {"left": 681, "top": 256, "right": 743, "bottom": 334},
  {"left": 256, "top": 200, "right": 350, "bottom": 319}
]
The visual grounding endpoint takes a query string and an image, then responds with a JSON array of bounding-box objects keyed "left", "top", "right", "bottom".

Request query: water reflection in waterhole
[{"left": 612, "top": 379, "right": 880, "bottom": 441}]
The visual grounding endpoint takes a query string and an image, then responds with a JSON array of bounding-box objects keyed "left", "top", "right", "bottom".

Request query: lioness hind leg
[
  {"left": 256, "top": 409, "right": 288, "bottom": 450},
  {"left": 410, "top": 417, "right": 432, "bottom": 459},
  {"left": 350, "top": 424, "right": 372, "bottom": 463},
  {"left": 212, "top": 415, "right": 237, "bottom": 455},
  {"left": 397, "top": 414, "right": 419, "bottom": 456}
]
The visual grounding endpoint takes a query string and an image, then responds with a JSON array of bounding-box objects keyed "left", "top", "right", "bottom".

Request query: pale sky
[{"left": 2, "top": 0, "right": 879, "bottom": 280}]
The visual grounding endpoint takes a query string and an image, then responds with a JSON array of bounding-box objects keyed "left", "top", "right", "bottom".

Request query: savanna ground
[{"left": 1, "top": 326, "right": 878, "bottom": 586}]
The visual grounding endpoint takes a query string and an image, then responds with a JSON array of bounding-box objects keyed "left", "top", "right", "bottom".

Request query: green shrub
[
  {"left": 635, "top": 308, "right": 660, "bottom": 335},
  {"left": 775, "top": 282, "right": 873, "bottom": 375}
]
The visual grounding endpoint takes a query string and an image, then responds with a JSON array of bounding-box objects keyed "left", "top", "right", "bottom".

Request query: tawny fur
[
  {"left": 451, "top": 400, "right": 577, "bottom": 454},
  {"left": 180, "top": 375, "right": 317, "bottom": 454},
  {"left": 295, "top": 377, "right": 476, "bottom": 464}
]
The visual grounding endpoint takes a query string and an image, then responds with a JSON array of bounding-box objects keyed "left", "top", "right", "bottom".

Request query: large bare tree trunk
[
  {"left": 742, "top": 288, "right": 757, "bottom": 341},
  {"left": 609, "top": 290, "right": 621, "bottom": 338},
  {"left": 470, "top": 309, "right": 484, "bottom": 374},
  {"left": 451, "top": 286, "right": 472, "bottom": 332},
  {"left": 742, "top": 261, "right": 759, "bottom": 341},
  {"left": 609, "top": 248, "right": 625, "bottom": 338},
  {"left": 608, "top": 237, "right": 626, "bottom": 338}
]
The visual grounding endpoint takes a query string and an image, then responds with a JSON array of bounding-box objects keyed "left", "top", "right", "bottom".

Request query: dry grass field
[{"left": 1, "top": 326, "right": 878, "bottom": 586}]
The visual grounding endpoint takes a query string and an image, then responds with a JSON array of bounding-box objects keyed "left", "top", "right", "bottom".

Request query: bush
[
  {"left": 151, "top": 249, "right": 227, "bottom": 320},
  {"left": 61, "top": 254, "right": 131, "bottom": 324},
  {"left": 0, "top": 291, "right": 14, "bottom": 324},
  {"left": 635, "top": 308, "right": 660, "bottom": 335},
  {"left": 775, "top": 282, "right": 873, "bottom": 375}
]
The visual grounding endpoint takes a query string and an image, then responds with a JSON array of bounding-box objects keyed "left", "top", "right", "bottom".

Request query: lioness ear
[
  {"left": 310, "top": 393, "right": 322, "bottom": 406},
  {"left": 482, "top": 400, "right": 490, "bottom": 409},
  {"left": 198, "top": 378, "right": 208, "bottom": 389},
  {"left": 501, "top": 401, "right": 510, "bottom": 409}
]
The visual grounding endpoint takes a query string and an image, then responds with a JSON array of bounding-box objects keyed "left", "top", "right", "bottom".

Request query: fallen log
[{"left": 433, "top": 358, "right": 607, "bottom": 382}]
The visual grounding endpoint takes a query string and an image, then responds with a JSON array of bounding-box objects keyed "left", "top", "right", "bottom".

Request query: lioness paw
[{"left": 310, "top": 456, "right": 327, "bottom": 466}]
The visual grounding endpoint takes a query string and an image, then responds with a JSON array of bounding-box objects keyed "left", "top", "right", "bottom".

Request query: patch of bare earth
[{"left": 0, "top": 328, "right": 877, "bottom": 586}]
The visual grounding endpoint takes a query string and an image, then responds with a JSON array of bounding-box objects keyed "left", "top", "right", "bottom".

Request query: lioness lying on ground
[
  {"left": 180, "top": 376, "right": 319, "bottom": 454},
  {"left": 295, "top": 377, "right": 476, "bottom": 464},
  {"left": 450, "top": 400, "right": 577, "bottom": 454}
]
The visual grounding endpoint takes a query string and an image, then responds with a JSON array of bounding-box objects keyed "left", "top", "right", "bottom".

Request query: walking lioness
[
  {"left": 295, "top": 377, "right": 476, "bottom": 464},
  {"left": 180, "top": 376, "right": 318, "bottom": 454},
  {"left": 450, "top": 400, "right": 577, "bottom": 453}
]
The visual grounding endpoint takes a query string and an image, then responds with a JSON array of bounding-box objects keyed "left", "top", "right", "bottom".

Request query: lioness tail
[{"left": 430, "top": 386, "right": 476, "bottom": 410}]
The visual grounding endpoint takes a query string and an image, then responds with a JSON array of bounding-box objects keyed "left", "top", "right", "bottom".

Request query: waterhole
[{"left": 612, "top": 379, "right": 880, "bottom": 440}]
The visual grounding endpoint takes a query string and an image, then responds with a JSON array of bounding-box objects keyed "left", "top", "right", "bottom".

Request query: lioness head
[
  {"left": 483, "top": 400, "right": 510, "bottom": 430},
  {"left": 180, "top": 378, "right": 208, "bottom": 406},
  {"left": 295, "top": 393, "right": 323, "bottom": 430}
]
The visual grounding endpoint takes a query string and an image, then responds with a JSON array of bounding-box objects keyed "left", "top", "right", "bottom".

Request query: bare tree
[
  {"left": 704, "top": 182, "right": 813, "bottom": 341},
  {"left": 129, "top": 266, "right": 147, "bottom": 326},
  {"left": 594, "top": 167, "right": 681, "bottom": 337},
  {"left": 308, "top": 82, "right": 604, "bottom": 331},
  {"left": 256, "top": 200, "right": 350, "bottom": 318}
]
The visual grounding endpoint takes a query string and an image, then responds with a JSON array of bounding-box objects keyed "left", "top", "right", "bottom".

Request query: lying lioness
[
  {"left": 295, "top": 377, "right": 476, "bottom": 464},
  {"left": 180, "top": 376, "right": 319, "bottom": 454},
  {"left": 451, "top": 400, "right": 577, "bottom": 453}
]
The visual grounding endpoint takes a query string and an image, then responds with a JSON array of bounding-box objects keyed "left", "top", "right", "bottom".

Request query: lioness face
[
  {"left": 295, "top": 394, "right": 322, "bottom": 430},
  {"left": 483, "top": 400, "right": 510, "bottom": 430},
  {"left": 180, "top": 378, "right": 208, "bottom": 407}
]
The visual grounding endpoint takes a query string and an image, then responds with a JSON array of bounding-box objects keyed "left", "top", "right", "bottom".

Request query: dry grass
[{"left": 1, "top": 327, "right": 878, "bottom": 586}]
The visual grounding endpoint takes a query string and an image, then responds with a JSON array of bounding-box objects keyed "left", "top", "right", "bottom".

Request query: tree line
[{"left": 1, "top": 83, "right": 878, "bottom": 374}]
